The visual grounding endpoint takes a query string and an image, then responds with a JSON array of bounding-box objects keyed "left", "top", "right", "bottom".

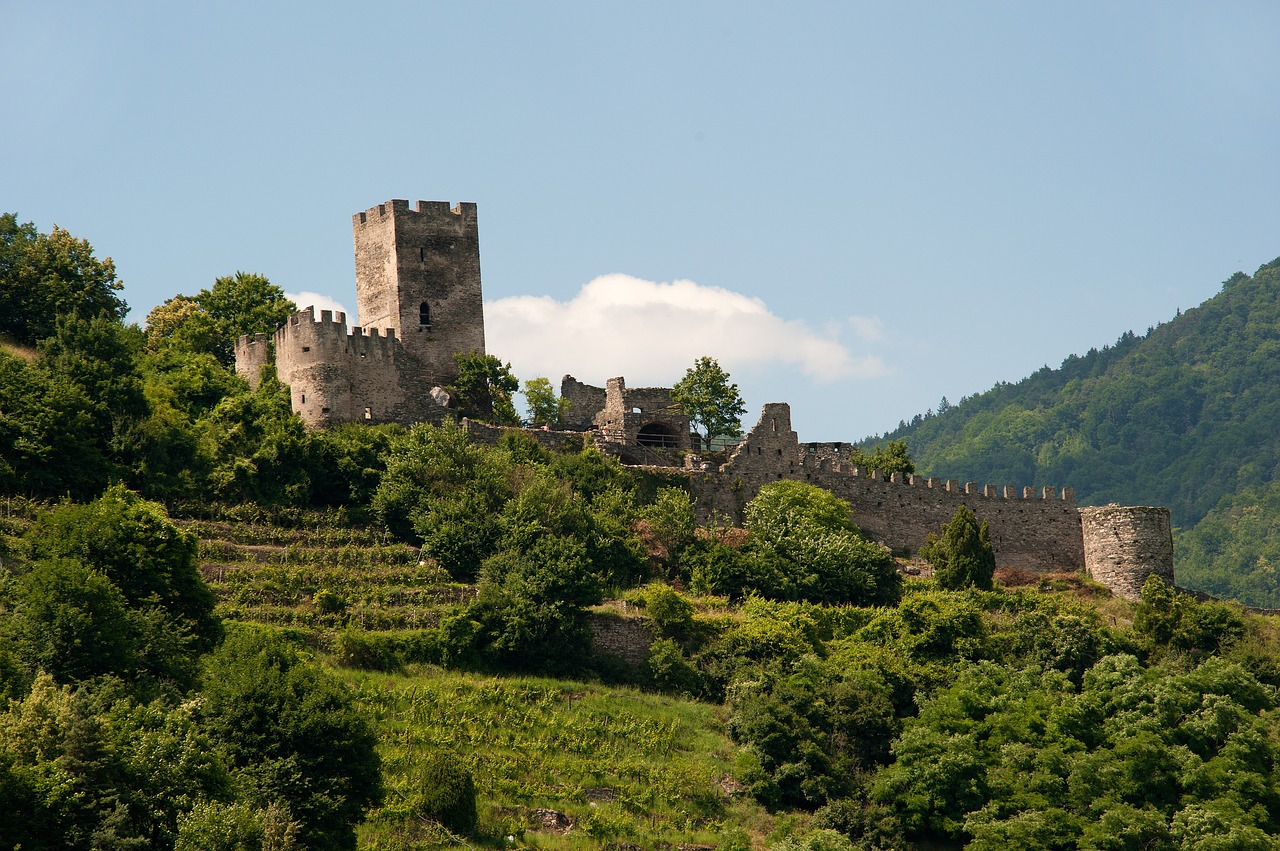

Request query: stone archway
[{"left": 636, "top": 422, "right": 679, "bottom": 448}]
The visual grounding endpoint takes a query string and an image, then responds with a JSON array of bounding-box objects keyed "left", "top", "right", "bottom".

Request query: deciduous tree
[
  {"left": 447, "top": 352, "right": 520, "bottom": 425},
  {"left": 0, "top": 214, "right": 127, "bottom": 345},
  {"left": 671, "top": 356, "right": 746, "bottom": 446},
  {"left": 522, "top": 376, "right": 569, "bottom": 427}
]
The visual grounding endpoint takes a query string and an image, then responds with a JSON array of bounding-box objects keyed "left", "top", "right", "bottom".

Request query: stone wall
[
  {"left": 250, "top": 306, "right": 449, "bottom": 430},
  {"left": 464, "top": 419, "right": 590, "bottom": 454},
  {"left": 560, "top": 375, "right": 607, "bottom": 431},
  {"left": 688, "top": 403, "right": 1086, "bottom": 572},
  {"left": 235, "top": 199, "right": 486, "bottom": 430},
  {"left": 353, "top": 200, "right": 486, "bottom": 388},
  {"left": 595, "top": 377, "right": 692, "bottom": 450},
  {"left": 1080, "top": 505, "right": 1174, "bottom": 600},
  {"left": 588, "top": 612, "right": 653, "bottom": 669},
  {"left": 234, "top": 332, "right": 271, "bottom": 388}
]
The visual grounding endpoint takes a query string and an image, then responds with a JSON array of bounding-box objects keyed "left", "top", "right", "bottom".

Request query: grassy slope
[{"left": 193, "top": 510, "right": 774, "bottom": 849}]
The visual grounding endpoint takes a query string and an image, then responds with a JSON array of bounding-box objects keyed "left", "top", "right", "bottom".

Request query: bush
[
  {"left": 416, "top": 751, "right": 478, "bottom": 835},
  {"left": 646, "top": 584, "right": 695, "bottom": 638},
  {"left": 647, "top": 638, "right": 702, "bottom": 696}
]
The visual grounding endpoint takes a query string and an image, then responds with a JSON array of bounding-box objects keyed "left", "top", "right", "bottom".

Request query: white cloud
[
  {"left": 485, "top": 274, "right": 886, "bottom": 387},
  {"left": 286, "top": 291, "right": 349, "bottom": 318}
]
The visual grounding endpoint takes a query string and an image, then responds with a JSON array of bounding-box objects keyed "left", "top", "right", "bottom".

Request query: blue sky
[{"left": 4, "top": 2, "right": 1280, "bottom": 441}]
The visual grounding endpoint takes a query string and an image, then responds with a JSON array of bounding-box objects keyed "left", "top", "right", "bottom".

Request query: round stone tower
[{"left": 1079, "top": 505, "right": 1174, "bottom": 601}]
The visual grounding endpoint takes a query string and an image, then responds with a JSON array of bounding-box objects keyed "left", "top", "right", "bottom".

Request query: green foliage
[
  {"left": 848, "top": 439, "right": 915, "bottom": 477},
  {"left": 719, "top": 481, "right": 902, "bottom": 606},
  {"left": 671, "top": 355, "right": 747, "bottom": 443},
  {"left": 729, "top": 655, "right": 900, "bottom": 810},
  {"left": 866, "top": 653, "right": 1280, "bottom": 848},
  {"left": 372, "top": 421, "right": 511, "bottom": 550},
  {"left": 878, "top": 259, "right": 1280, "bottom": 606},
  {"left": 5, "top": 558, "right": 136, "bottom": 683},
  {"left": 199, "top": 630, "right": 382, "bottom": 851},
  {"left": 0, "top": 312, "right": 149, "bottom": 497},
  {"left": 1133, "top": 575, "right": 1246, "bottom": 660},
  {"left": 921, "top": 505, "right": 995, "bottom": 591},
  {"left": 646, "top": 584, "right": 696, "bottom": 638},
  {"left": 0, "top": 673, "right": 233, "bottom": 850},
  {"left": 1177, "top": 480, "right": 1280, "bottom": 608},
  {"left": 414, "top": 751, "right": 478, "bottom": 835},
  {"left": 31, "top": 485, "right": 221, "bottom": 656},
  {"left": 0, "top": 213, "right": 127, "bottom": 345},
  {"left": 354, "top": 669, "right": 754, "bottom": 849},
  {"left": 175, "top": 800, "right": 301, "bottom": 851},
  {"left": 642, "top": 485, "right": 698, "bottom": 571},
  {"left": 647, "top": 637, "right": 703, "bottom": 696},
  {"left": 521, "top": 375, "right": 569, "bottom": 427},
  {"left": 446, "top": 533, "right": 602, "bottom": 675},
  {"left": 447, "top": 351, "right": 519, "bottom": 425},
  {"left": 195, "top": 271, "right": 293, "bottom": 366}
]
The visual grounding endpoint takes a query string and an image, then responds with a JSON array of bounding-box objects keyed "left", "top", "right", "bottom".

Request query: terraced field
[{"left": 181, "top": 509, "right": 769, "bottom": 849}]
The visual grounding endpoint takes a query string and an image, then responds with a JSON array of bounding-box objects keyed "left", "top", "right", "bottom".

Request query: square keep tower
[{"left": 353, "top": 200, "right": 486, "bottom": 386}]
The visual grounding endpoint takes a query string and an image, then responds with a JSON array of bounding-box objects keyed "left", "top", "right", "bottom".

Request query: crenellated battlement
[
  {"left": 799, "top": 463, "right": 1075, "bottom": 504},
  {"left": 353, "top": 199, "right": 477, "bottom": 227},
  {"left": 274, "top": 306, "right": 399, "bottom": 362},
  {"left": 691, "top": 402, "right": 1086, "bottom": 572}
]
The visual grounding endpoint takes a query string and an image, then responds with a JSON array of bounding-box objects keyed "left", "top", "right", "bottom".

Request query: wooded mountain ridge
[{"left": 871, "top": 259, "right": 1280, "bottom": 607}]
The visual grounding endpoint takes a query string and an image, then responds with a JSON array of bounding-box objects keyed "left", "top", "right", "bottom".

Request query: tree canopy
[
  {"left": 0, "top": 214, "right": 127, "bottom": 345},
  {"left": 671, "top": 356, "right": 746, "bottom": 445},
  {"left": 447, "top": 352, "right": 520, "bottom": 425},
  {"left": 921, "top": 505, "right": 995, "bottom": 591}
]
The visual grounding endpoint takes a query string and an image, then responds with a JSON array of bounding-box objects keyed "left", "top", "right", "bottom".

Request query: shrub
[
  {"left": 416, "top": 751, "right": 478, "bottom": 835},
  {"left": 646, "top": 584, "right": 695, "bottom": 638}
]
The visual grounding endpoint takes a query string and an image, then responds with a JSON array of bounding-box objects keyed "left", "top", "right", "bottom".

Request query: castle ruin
[
  {"left": 236, "top": 200, "right": 485, "bottom": 429},
  {"left": 236, "top": 199, "right": 1176, "bottom": 600}
]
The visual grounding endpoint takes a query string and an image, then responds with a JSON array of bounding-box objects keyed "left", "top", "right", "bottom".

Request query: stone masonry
[
  {"left": 688, "top": 403, "right": 1089, "bottom": 573},
  {"left": 236, "top": 198, "right": 1175, "bottom": 598},
  {"left": 1080, "top": 505, "right": 1174, "bottom": 600},
  {"left": 236, "top": 200, "right": 486, "bottom": 429}
]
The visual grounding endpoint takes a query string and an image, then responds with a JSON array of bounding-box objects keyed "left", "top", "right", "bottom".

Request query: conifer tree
[{"left": 922, "top": 505, "right": 995, "bottom": 590}]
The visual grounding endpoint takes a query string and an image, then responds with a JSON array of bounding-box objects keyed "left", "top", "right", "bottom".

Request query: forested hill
[{"left": 871, "top": 258, "right": 1280, "bottom": 606}]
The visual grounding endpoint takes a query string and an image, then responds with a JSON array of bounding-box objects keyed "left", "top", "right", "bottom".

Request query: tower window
[{"left": 419, "top": 301, "right": 432, "bottom": 327}]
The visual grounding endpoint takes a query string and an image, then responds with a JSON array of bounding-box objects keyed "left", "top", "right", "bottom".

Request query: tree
[
  {"left": 5, "top": 559, "right": 137, "bottom": 684},
  {"left": 522, "top": 376, "right": 569, "bottom": 428},
  {"left": 199, "top": 631, "right": 382, "bottom": 851},
  {"left": 195, "top": 272, "right": 294, "bottom": 366},
  {"left": 921, "top": 505, "right": 995, "bottom": 590},
  {"left": 414, "top": 752, "right": 477, "bottom": 835},
  {"left": 447, "top": 352, "right": 520, "bottom": 425},
  {"left": 853, "top": 439, "right": 915, "bottom": 476},
  {"left": 30, "top": 485, "right": 223, "bottom": 676},
  {"left": 732, "top": 481, "right": 902, "bottom": 606},
  {"left": 144, "top": 294, "right": 224, "bottom": 358},
  {"left": 0, "top": 214, "right": 127, "bottom": 345},
  {"left": 671, "top": 356, "right": 746, "bottom": 445}
]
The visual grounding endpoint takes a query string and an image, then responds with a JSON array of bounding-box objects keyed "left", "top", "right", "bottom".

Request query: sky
[{"left": 4, "top": 2, "right": 1280, "bottom": 441}]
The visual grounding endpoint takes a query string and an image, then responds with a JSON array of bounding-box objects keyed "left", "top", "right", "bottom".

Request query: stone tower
[
  {"left": 1080, "top": 505, "right": 1174, "bottom": 601},
  {"left": 352, "top": 200, "right": 486, "bottom": 386}
]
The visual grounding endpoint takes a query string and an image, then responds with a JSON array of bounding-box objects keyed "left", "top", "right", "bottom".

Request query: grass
[{"left": 348, "top": 667, "right": 772, "bottom": 850}]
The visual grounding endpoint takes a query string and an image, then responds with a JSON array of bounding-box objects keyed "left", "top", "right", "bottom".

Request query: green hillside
[{"left": 874, "top": 259, "right": 1280, "bottom": 605}]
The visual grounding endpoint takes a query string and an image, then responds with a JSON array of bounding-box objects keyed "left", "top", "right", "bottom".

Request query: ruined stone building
[
  {"left": 235, "top": 200, "right": 485, "bottom": 429},
  {"left": 237, "top": 198, "right": 1176, "bottom": 600}
]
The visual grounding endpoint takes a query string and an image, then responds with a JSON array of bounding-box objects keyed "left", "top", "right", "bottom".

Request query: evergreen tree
[{"left": 922, "top": 505, "right": 995, "bottom": 591}]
